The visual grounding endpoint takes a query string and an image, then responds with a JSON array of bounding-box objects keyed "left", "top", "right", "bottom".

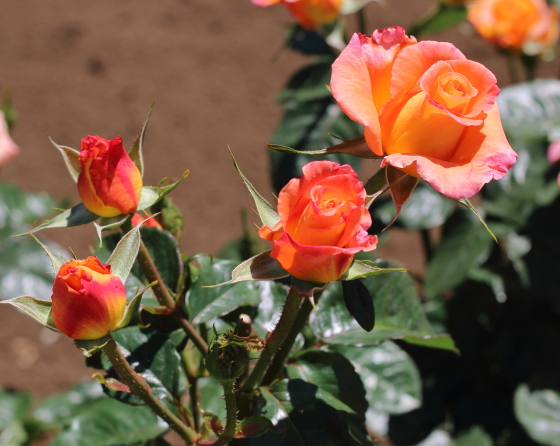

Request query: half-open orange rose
[
  {"left": 468, "top": 0, "right": 559, "bottom": 54},
  {"left": 258, "top": 161, "right": 377, "bottom": 284},
  {"left": 331, "top": 27, "right": 517, "bottom": 199},
  {"left": 251, "top": 0, "right": 343, "bottom": 29},
  {"left": 51, "top": 256, "right": 127, "bottom": 340},
  {"left": 77, "top": 135, "right": 142, "bottom": 218}
]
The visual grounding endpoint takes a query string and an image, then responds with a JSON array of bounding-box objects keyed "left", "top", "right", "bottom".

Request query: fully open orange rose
[
  {"left": 468, "top": 0, "right": 559, "bottom": 54},
  {"left": 258, "top": 161, "right": 377, "bottom": 284},
  {"left": 77, "top": 135, "right": 142, "bottom": 218},
  {"left": 51, "top": 256, "right": 127, "bottom": 340},
  {"left": 251, "top": 0, "right": 343, "bottom": 29},
  {"left": 331, "top": 26, "right": 517, "bottom": 199}
]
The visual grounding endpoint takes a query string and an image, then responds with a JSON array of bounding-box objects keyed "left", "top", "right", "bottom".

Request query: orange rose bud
[
  {"left": 251, "top": 0, "right": 343, "bottom": 29},
  {"left": 131, "top": 213, "right": 162, "bottom": 229},
  {"left": 258, "top": 161, "right": 377, "bottom": 284},
  {"left": 77, "top": 135, "right": 142, "bottom": 218},
  {"left": 331, "top": 27, "right": 517, "bottom": 199},
  {"left": 51, "top": 256, "right": 127, "bottom": 340},
  {"left": 468, "top": 0, "right": 559, "bottom": 54}
]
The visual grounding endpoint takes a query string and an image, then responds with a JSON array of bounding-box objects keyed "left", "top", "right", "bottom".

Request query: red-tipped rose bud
[
  {"left": 51, "top": 256, "right": 127, "bottom": 340},
  {"left": 131, "top": 212, "right": 162, "bottom": 229},
  {"left": 77, "top": 135, "right": 142, "bottom": 218}
]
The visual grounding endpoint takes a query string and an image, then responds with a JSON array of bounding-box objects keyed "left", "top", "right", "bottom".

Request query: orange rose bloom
[
  {"left": 131, "top": 213, "right": 162, "bottom": 229},
  {"left": 251, "top": 0, "right": 343, "bottom": 29},
  {"left": 468, "top": 0, "right": 559, "bottom": 54},
  {"left": 51, "top": 257, "right": 127, "bottom": 340},
  {"left": 331, "top": 27, "right": 517, "bottom": 199},
  {"left": 77, "top": 135, "right": 142, "bottom": 218},
  {"left": 258, "top": 161, "right": 377, "bottom": 284}
]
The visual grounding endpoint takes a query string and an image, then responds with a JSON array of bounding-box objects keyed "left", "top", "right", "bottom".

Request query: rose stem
[
  {"left": 240, "top": 287, "right": 303, "bottom": 392},
  {"left": 103, "top": 337, "right": 200, "bottom": 445},
  {"left": 260, "top": 291, "right": 319, "bottom": 387},
  {"left": 122, "top": 220, "right": 209, "bottom": 354},
  {"left": 213, "top": 381, "right": 237, "bottom": 446}
]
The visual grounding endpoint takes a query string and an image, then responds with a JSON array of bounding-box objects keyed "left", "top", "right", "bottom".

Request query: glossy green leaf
[
  {"left": 229, "top": 148, "right": 280, "bottom": 229},
  {"left": 254, "top": 379, "right": 372, "bottom": 446},
  {"left": 34, "top": 381, "right": 105, "bottom": 429},
  {"left": 424, "top": 208, "right": 494, "bottom": 299},
  {"left": 340, "top": 260, "right": 407, "bottom": 281},
  {"left": 515, "top": 384, "right": 560, "bottom": 445},
  {"left": 0, "top": 296, "right": 58, "bottom": 332},
  {"left": 101, "top": 327, "right": 186, "bottom": 410},
  {"left": 128, "top": 101, "right": 155, "bottom": 177},
  {"left": 285, "top": 350, "right": 368, "bottom": 418},
  {"left": 310, "top": 261, "right": 454, "bottom": 350},
  {"left": 24, "top": 203, "right": 99, "bottom": 235},
  {"left": 252, "top": 282, "right": 290, "bottom": 339},
  {"left": 49, "top": 397, "right": 166, "bottom": 446},
  {"left": 210, "top": 250, "right": 289, "bottom": 286},
  {"left": 186, "top": 254, "right": 287, "bottom": 325},
  {"left": 49, "top": 137, "right": 81, "bottom": 182}
]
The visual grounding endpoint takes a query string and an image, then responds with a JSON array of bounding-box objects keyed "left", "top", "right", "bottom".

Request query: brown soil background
[{"left": 0, "top": 1, "right": 558, "bottom": 444}]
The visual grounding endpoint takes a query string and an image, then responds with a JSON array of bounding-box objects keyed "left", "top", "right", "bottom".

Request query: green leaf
[
  {"left": 276, "top": 62, "right": 333, "bottom": 103},
  {"left": 210, "top": 250, "right": 289, "bottom": 286},
  {"left": 49, "top": 137, "right": 81, "bottom": 182},
  {"left": 34, "top": 381, "right": 105, "bottom": 428},
  {"left": 408, "top": 3, "right": 467, "bottom": 37},
  {"left": 457, "top": 198, "right": 497, "bottom": 242},
  {"left": 340, "top": 260, "right": 407, "bottom": 281},
  {"left": 235, "top": 416, "right": 273, "bottom": 438},
  {"left": 424, "top": 207, "right": 494, "bottom": 299},
  {"left": 136, "top": 169, "right": 190, "bottom": 211},
  {"left": 198, "top": 377, "right": 227, "bottom": 420},
  {"left": 0, "top": 296, "right": 58, "bottom": 332},
  {"left": 0, "top": 389, "right": 31, "bottom": 429},
  {"left": 128, "top": 102, "right": 155, "bottom": 177},
  {"left": 268, "top": 136, "right": 380, "bottom": 160},
  {"left": 310, "top": 261, "right": 453, "bottom": 349},
  {"left": 101, "top": 327, "right": 186, "bottom": 410},
  {"left": 107, "top": 222, "right": 143, "bottom": 284},
  {"left": 286, "top": 350, "right": 368, "bottom": 418},
  {"left": 254, "top": 379, "right": 372, "bottom": 446},
  {"left": 456, "top": 426, "right": 493, "bottom": 446},
  {"left": 228, "top": 148, "right": 280, "bottom": 229},
  {"left": 74, "top": 335, "right": 111, "bottom": 357},
  {"left": 24, "top": 203, "right": 99, "bottom": 235},
  {"left": 515, "top": 384, "right": 560, "bottom": 445},
  {"left": 252, "top": 282, "right": 290, "bottom": 339},
  {"left": 401, "top": 334, "right": 458, "bottom": 353},
  {"left": 49, "top": 397, "right": 167, "bottom": 446},
  {"left": 341, "top": 280, "right": 375, "bottom": 332},
  {"left": 185, "top": 254, "right": 287, "bottom": 325}
]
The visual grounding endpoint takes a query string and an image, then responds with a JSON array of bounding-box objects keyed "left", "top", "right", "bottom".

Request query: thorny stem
[
  {"left": 261, "top": 293, "right": 317, "bottom": 387},
  {"left": 240, "top": 287, "right": 303, "bottom": 392},
  {"left": 103, "top": 337, "right": 200, "bottom": 445},
  {"left": 214, "top": 381, "right": 238, "bottom": 446}
]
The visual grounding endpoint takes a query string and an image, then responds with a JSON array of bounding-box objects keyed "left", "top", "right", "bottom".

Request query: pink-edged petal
[
  {"left": 381, "top": 104, "right": 517, "bottom": 199},
  {"left": 0, "top": 111, "right": 19, "bottom": 167},
  {"left": 548, "top": 140, "right": 560, "bottom": 164},
  {"left": 390, "top": 41, "right": 466, "bottom": 100},
  {"left": 331, "top": 33, "right": 383, "bottom": 156}
]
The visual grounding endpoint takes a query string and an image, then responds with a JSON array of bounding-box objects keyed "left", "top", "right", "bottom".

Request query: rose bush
[
  {"left": 468, "top": 0, "right": 559, "bottom": 55},
  {"left": 51, "top": 256, "right": 127, "bottom": 340},
  {"left": 330, "top": 26, "right": 517, "bottom": 199},
  {"left": 258, "top": 160, "right": 377, "bottom": 283},
  {"left": 0, "top": 110, "right": 19, "bottom": 167},
  {"left": 251, "top": 0, "right": 343, "bottom": 29},
  {"left": 77, "top": 135, "right": 142, "bottom": 217}
]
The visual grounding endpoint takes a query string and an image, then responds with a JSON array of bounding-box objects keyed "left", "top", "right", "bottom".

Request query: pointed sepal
[
  {"left": 340, "top": 259, "right": 408, "bottom": 280},
  {"left": 267, "top": 136, "right": 381, "bottom": 159},
  {"left": 291, "top": 277, "right": 327, "bottom": 298},
  {"left": 28, "top": 232, "right": 67, "bottom": 274},
  {"left": 341, "top": 279, "right": 375, "bottom": 332},
  {"left": 18, "top": 203, "right": 99, "bottom": 236},
  {"left": 229, "top": 147, "right": 280, "bottom": 228},
  {"left": 92, "top": 373, "right": 131, "bottom": 393},
  {"left": 136, "top": 170, "right": 190, "bottom": 211},
  {"left": 94, "top": 215, "right": 131, "bottom": 247},
  {"left": 234, "top": 416, "right": 273, "bottom": 438},
  {"left": 384, "top": 165, "right": 419, "bottom": 230},
  {"left": 0, "top": 296, "right": 59, "bottom": 332},
  {"left": 50, "top": 137, "right": 81, "bottom": 182},
  {"left": 74, "top": 335, "right": 111, "bottom": 357},
  {"left": 457, "top": 198, "right": 497, "bottom": 243},
  {"left": 117, "top": 282, "right": 156, "bottom": 329},
  {"left": 128, "top": 101, "right": 155, "bottom": 177},
  {"left": 364, "top": 166, "right": 388, "bottom": 208}
]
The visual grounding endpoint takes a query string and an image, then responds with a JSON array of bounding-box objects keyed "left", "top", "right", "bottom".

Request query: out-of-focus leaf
[
  {"left": 515, "top": 384, "right": 560, "bottom": 445},
  {"left": 340, "top": 0, "right": 379, "bottom": 14},
  {"left": 277, "top": 62, "right": 332, "bottom": 103},
  {"left": 185, "top": 254, "right": 287, "bottom": 324},
  {"left": 198, "top": 377, "right": 227, "bottom": 421},
  {"left": 424, "top": 208, "right": 493, "bottom": 299},
  {"left": 408, "top": 3, "right": 467, "bottom": 37},
  {"left": 101, "top": 327, "right": 186, "bottom": 411},
  {"left": 253, "top": 379, "right": 372, "bottom": 446},
  {"left": 286, "top": 349, "right": 369, "bottom": 418},
  {"left": 0, "top": 389, "right": 31, "bottom": 429},
  {"left": 456, "top": 425, "right": 493, "bottom": 446},
  {"left": 49, "top": 397, "right": 166, "bottom": 446},
  {"left": 285, "top": 25, "right": 334, "bottom": 56}
]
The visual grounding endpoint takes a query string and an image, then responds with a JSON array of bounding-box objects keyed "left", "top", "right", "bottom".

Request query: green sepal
[
  {"left": 92, "top": 373, "right": 131, "bottom": 394},
  {"left": 128, "top": 101, "right": 155, "bottom": 177},
  {"left": 291, "top": 277, "right": 326, "bottom": 298},
  {"left": 50, "top": 136, "right": 81, "bottom": 182},
  {"left": 457, "top": 198, "right": 498, "bottom": 243},
  {"left": 234, "top": 416, "right": 273, "bottom": 438},
  {"left": 384, "top": 166, "right": 419, "bottom": 231},
  {"left": 74, "top": 335, "right": 111, "bottom": 357},
  {"left": 364, "top": 167, "right": 387, "bottom": 208},
  {"left": 205, "top": 250, "right": 289, "bottom": 287},
  {"left": 0, "top": 296, "right": 59, "bottom": 332},
  {"left": 136, "top": 170, "right": 190, "bottom": 211},
  {"left": 18, "top": 203, "right": 99, "bottom": 236},
  {"left": 117, "top": 282, "right": 156, "bottom": 329},
  {"left": 267, "top": 136, "right": 381, "bottom": 160},
  {"left": 340, "top": 259, "right": 408, "bottom": 281},
  {"left": 28, "top": 232, "right": 67, "bottom": 274},
  {"left": 229, "top": 147, "right": 280, "bottom": 228},
  {"left": 94, "top": 215, "right": 130, "bottom": 247}
]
